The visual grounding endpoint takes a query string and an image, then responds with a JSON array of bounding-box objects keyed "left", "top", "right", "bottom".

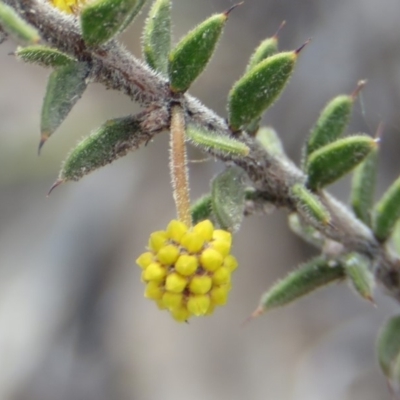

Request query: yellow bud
[
  {"left": 211, "top": 239, "right": 231, "bottom": 257},
  {"left": 170, "top": 306, "right": 191, "bottom": 322},
  {"left": 210, "top": 285, "right": 229, "bottom": 305},
  {"left": 193, "top": 220, "right": 214, "bottom": 241},
  {"left": 187, "top": 294, "right": 211, "bottom": 316},
  {"left": 166, "top": 220, "right": 188, "bottom": 243},
  {"left": 212, "top": 229, "right": 232, "bottom": 245},
  {"left": 205, "top": 303, "right": 215, "bottom": 316},
  {"left": 175, "top": 254, "right": 198, "bottom": 276},
  {"left": 200, "top": 248, "right": 223, "bottom": 272},
  {"left": 180, "top": 231, "right": 205, "bottom": 253},
  {"left": 136, "top": 252, "right": 154, "bottom": 269},
  {"left": 162, "top": 292, "right": 183, "bottom": 310},
  {"left": 156, "top": 299, "right": 168, "bottom": 310},
  {"left": 149, "top": 231, "right": 168, "bottom": 252},
  {"left": 212, "top": 267, "right": 231, "bottom": 285},
  {"left": 143, "top": 262, "right": 167, "bottom": 282},
  {"left": 157, "top": 244, "right": 180, "bottom": 265},
  {"left": 223, "top": 255, "right": 238, "bottom": 272},
  {"left": 189, "top": 275, "right": 212, "bottom": 294},
  {"left": 165, "top": 273, "right": 188, "bottom": 293},
  {"left": 144, "top": 281, "right": 164, "bottom": 300}
]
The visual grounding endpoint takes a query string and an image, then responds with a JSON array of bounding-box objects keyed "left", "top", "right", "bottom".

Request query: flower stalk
[{"left": 170, "top": 104, "right": 192, "bottom": 227}]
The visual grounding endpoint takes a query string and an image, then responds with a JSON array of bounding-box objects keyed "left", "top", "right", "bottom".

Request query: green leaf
[
  {"left": 118, "top": 0, "right": 147, "bottom": 33},
  {"left": 343, "top": 253, "right": 374, "bottom": 303},
  {"left": 255, "top": 126, "right": 285, "bottom": 156},
  {"left": 186, "top": 124, "right": 249, "bottom": 157},
  {"left": 81, "top": 0, "right": 143, "bottom": 46},
  {"left": 306, "top": 95, "right": 353, "bottom": 157},
  {"left": 191, "top": 195, "right": 213, "bottom": 225},
  {"left": 377, "top": 315, "right": 400, "bottom": 377},
  {"left": 373, "top": 175, "right": 400, "bottom": 242},
  {"left": 306, "top": 135, "right": 377, "bottom": 191},
  {"left": 142, "top": 0, "right": 171, "bottom": 75},
  {"left": 288, "top": 213, "right": 325, "bottom": 249},
  {"left": 168, "top": 9, "right": 231, "bottom": 93},
  {"left": 246, "top": 37, "right": 278, "bottom": 72},
  {"left": 16, "top": 45, "right": 75, "bottom": 68},
  {"left": 40, "top": 62, "right": 89, "bottom": 152},
  {"left": 0, "top": 2, "right": 40, "bottom": 44},
  {"left": 57, "top": 116, "right": 141, "bottom": 184},
  {"left": 228, "top": 51, "right": 298, "bottom": 131},
  {"left": 253, "top": 256, "right": 345, "bottom": 315},
  {"left": 350, "top": 148, "right": 378, "bottom": 227},
  {"left": 211, "top": 166, "right": 247, "bottom": 232},
  {"left": 291, "top": 183, "right": 331, "bottom": 226}
]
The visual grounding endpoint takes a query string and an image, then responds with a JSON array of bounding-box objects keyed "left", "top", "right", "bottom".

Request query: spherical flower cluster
[
  {"left": 49, "top": 0, "right": 85, "bottom": 14},
  {"left": 136, "top": 219, "right": 238, "bottom": 322}
]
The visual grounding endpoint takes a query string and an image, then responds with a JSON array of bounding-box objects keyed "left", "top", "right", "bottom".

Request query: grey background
[{"left": 1, "top": 0, "right": 400, "bottom": 399}]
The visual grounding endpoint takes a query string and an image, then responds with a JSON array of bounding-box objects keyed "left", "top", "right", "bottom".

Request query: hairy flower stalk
[{"left": 170, "top": 104, "right": 192, "bottom": 227}]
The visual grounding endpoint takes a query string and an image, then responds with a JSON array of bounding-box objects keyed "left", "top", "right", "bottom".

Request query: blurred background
[{"left": 1, "top": 0, "right": 400, "bottom": 399}]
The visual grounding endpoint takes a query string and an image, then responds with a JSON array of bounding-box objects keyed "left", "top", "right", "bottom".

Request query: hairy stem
[{"left": 170, "top": 105, "right": 191, "bottom": 227}]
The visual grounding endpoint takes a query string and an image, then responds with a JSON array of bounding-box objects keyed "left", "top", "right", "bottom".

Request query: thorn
[
  {"left": 273, "top": 20, "right": 286, "bottom": 39},
  {"left": 241, "top": 306, "right": 263, "bottom": 327},
  {"left": 224, "top": 2, "right": 244, "bottom": 17},
  {"left": 351, "top": 80, "right": 367, "bottom": 99},
  {"left": 38, "top": 133, "right": 49, "bottom": 155},
  {"left": 47, "top": 179, "right": 63, "bottom": 197},
  {"left": 295, "top": 38, "right": 312, "bottom": 55}
]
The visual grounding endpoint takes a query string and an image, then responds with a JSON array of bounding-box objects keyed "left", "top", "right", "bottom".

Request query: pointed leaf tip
[
  {"left": 224, "top": 2, "right": 244, "bottom": 16},
  {"left": 351, "top": 79, "right": 367, "bottom": 99},
  {"left": 273, "top": 20, "right": 286, "bottom": 39},
  {"left": 38, "top": 133, "right": 49, "bottom": 155},
  {"left": 295, "top": 38, "right": 311, "bottom": 55},
  {"left": 47, "top": 179, "right": 64, "bottom": 196}
]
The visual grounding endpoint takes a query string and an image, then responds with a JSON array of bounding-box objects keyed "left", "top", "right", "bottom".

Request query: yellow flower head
[
  {"left": 136, "top": 219, "right": 238, "bottom": 322},
  {"left": 49, "top": 0, "right": 86, "bottom": 14}
]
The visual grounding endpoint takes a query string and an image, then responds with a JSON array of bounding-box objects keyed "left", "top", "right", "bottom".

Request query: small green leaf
[
  {"left": 191, "top": 195, "right": 213, "bottom": 225},
  {"left": 228, "top": 50, "right": 299, "bottom": 131},
  {"left": 306, "top": 135, "right": 377, "bottom": 191},
  {"left": 142, "top": 0, "right": 171, "bottom": 75},
  {"left": 16, "top": 45, "right": 75, "bottom": 68},
  {"left": 211, "top": 166, "right": 247, "bottom": 232},
  {"left": 40, "top": 62, "right": 89, "bottom": 152},
  {"left": 169, "top": 9, "right": 232, "bottom": 93},
  {"left": 253, "top": 256, "right": 345, "bottom": 315},
  {"left": 255, "top": 126, "right": 285, "bottom": 155},
  {"left": 246, "top": 21, "right": 285, "bottom": 72},
  {"left": 306, "top": 95, "right": 353, "bottom": 156},
  {"left": 0, "top": 2, "right": 40, "bottom": 44},
  {"left": 81, "top": 0, "right": 142, "bottom": 46},
  {"left": 186, "top": 124, "right": 249, "bottom": 157},
  {"left": 343, "top": 252, "right": 374, "bottom": 303},
  {"left": 246, "top": 37, "right": 278, "bottom": 72},
  {"left": 373, "top": 175, "right": 400, "bottom": 242},
  {"left": 119, "top": 0, "right": 147, "bottom": 33},
  {"left": 377, "top": 315, "right": 400, "bottom": 377},
  {"left": 291, "top": 183, "right": 331, "bottom": 226},
  {"left": 58, "top": 116, "right": 141, "bottom": 183},
  {"left": 288, "top": 213, "right": 325, "bottom": 249},
  {"left": 350, "top": 148, "right": 378, "bottom": 227}
]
